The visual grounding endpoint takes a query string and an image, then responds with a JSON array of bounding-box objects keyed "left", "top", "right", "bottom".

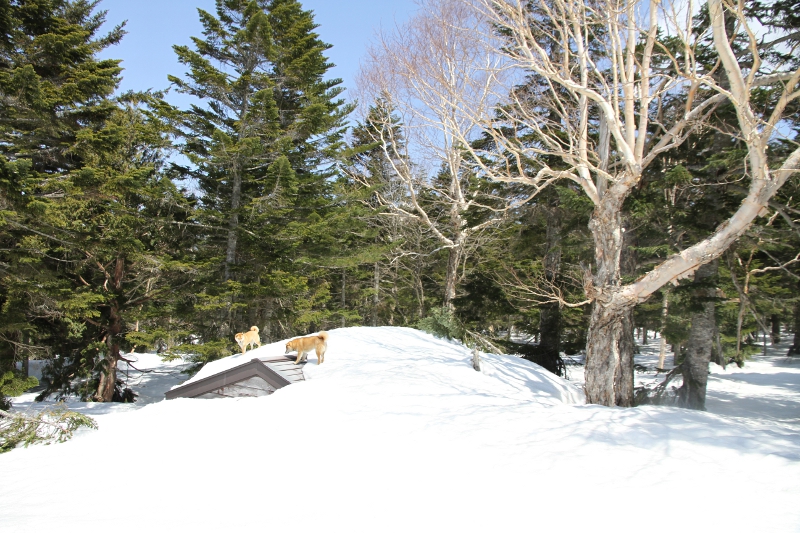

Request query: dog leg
[
  {"left": 316, "top": 346, "right": 324, "bottom": 364},
  {"left": 294, "top": 350, "right": 305, "bottom": 365}
]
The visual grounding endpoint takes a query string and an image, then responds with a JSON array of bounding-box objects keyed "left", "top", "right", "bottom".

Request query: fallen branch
[
  {"left": 0, "top": 404, "right": 97, "bottom": 453},
  {"left": 634, "top": 364, "right": 683, "bottom": 406}
]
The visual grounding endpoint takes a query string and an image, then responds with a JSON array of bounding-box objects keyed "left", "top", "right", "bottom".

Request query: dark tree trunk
[
  {"left": 262, "top": 299, "right": 273, "bottom": 343},
  {"left": 96, "top": 312, "right": 122, "bottom": 403},
  {"left": 771, "top": 314, "right": 780, "bottom": 344},
  {"left": 615, "top": 308, "right": 636, "bottom": 407},
  {"left": 389, "top": 261, "right": 398, "bottom": 326},
  {"left": 224, "top": 162, "right": 242, "bottom": 282},
  {"left": 789, "top": 300, "right": 800, "bottom": 356},
  {"left": 617, "top": 217, "right": 637, "bottom": 406},
  {"left": 96, "top": 257, "right": 125, "bottom": 402},
  {"left": 341, "top": 269, "right": 346, "bottom": 328},
  {"left": 538, "top": 303, "right": 562, "bottom": 372},
  {"left": 96, "top": 344, "right": 120, "bottom": 403},
  {"left": 678, "top": 259, "right": 718, "bottom": 410},
  {"left": 414, "top": 262, "right": 425, "bottom": 320},
  {"left": 710, "top": 326, "right": 725, "bottom": 367},
  {"left": 372, "top": 262, "right": 380, "bottom": 327},
  {"left": 538, "top": 196, "right": 563, "bottom": 375}
]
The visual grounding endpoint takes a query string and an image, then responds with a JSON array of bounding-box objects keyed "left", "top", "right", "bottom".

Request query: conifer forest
[{"left": 1, "top": 0, "right": 798, "bottom": 411}]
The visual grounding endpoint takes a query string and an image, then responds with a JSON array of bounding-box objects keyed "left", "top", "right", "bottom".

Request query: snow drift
[{"left": 2, "top": 327, "right": 799, "bottom": 532}]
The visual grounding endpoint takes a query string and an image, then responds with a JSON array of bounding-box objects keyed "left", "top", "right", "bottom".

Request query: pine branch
[{"left": 0, "top": 404, "right": 97, "bottom": 453}]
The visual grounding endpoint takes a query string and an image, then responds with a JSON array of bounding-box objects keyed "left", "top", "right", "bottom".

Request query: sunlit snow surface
[{"left": 3, "top": 327, "right": 800, "bottom": 532}]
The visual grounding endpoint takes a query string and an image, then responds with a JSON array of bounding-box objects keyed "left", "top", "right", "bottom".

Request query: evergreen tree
[
  {"left": 165, "top": 0, "right": 350, "bottom": 360},
  {"left": 0, "top": 1, "right": 192, "bottom": 403},
  {"left": 0, "top": 0, "right": 125, "bottom": 404}
]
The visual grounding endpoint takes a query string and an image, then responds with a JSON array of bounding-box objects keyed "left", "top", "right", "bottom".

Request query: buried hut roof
[{"left": 166, "top": 346, "right": 306, "bottom": 400}]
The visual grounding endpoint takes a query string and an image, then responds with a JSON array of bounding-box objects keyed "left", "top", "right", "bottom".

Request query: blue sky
[{"left": 97, "top": 0, "right": 418, "bottom": 107}]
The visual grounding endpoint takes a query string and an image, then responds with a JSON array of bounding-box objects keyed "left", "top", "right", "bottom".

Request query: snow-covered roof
[{"left": 164, "top": 356, "right": 297, "bottom": 400}]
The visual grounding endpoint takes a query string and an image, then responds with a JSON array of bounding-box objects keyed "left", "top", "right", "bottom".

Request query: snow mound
[{"left": 179, "top": 326, "right": 585, "bottom": 406}]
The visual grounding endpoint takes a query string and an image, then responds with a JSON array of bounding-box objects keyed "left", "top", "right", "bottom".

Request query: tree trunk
[
  {"left": 678, "top": 260, "right": 718, "bottom": 410},
  {"left": 585, "top": 191, "right": 636, "bottom": 406},
  {"left": 341, "top": 269, "right": 346, "bottom": 328},
  {"left": 372, "top": 262, "right": 380, "bottom": 327},
  {"left": 96, "top": 258, "right": 125, "bottom": 402},
  {"left": 96, "top": 318, "right": 121, "bottom": 403},
  {"left": 262, "top": 299, "right": 273, "bottom": 343},
  {"left": 96, "top": 346, "right": 120, "bottom": 403},
  {"left": 443, "top": 246, "right": 461, "bottom": 310},
  {"left": 389, "top": 261, "right": 398, "bottom": 326},
  {"left": 615, "top": 309, "right": 635, "bottom": 407},
  {"left": 538, "top": 196, "right": 563, "bottom": 374},
  {"left": 771, "top": 314, "right": 780, "bottom": 344},
  {"left": 711, "top": 325, "right": 725, "bottom": 367},
  {"left": 224, "top": 162, "right": 242, "bottom": 282},
  {"left": 657, "top": 292, "right": 671, "bottom": 370},
  {"left": 413, "top": 261, "right": 425, "bottom": 319},
  {"left": 790, "top": 300, "right": 800, "bottom": 356},
  {"left": 585, "top": 302, "right": 634, "bottom": 406}
]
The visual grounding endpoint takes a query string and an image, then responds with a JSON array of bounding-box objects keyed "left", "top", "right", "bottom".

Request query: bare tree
[
  {"left": 356, "top": 1, "right": 516, "bottom": 310},
  {"left": 435, "top": 0, "right": 800, "bottom": 406}
]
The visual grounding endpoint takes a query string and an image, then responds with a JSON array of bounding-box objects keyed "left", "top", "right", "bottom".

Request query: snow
[{"left": 2, "top": 326, "right": 800, "bottom": 532}]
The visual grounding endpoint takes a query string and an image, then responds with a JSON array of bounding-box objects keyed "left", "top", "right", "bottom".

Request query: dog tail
[
  {"left": 250, "top": 326, "right": 259, "bottom": 333},
  {"left": 318, "top": 331, "right": 329, "bottom": 343}
]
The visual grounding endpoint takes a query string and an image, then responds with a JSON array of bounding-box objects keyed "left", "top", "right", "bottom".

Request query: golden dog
[
  {"left": 234, "top": 326, "right": 261, "bottom": 355},
  {"left": 285, "top": 331, "right": 328, "bottom": 365}
]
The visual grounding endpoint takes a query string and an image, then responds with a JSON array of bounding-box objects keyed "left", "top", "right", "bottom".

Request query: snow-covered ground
[{"left": 2, "top": 327, "right": 799, "bottom": 532}]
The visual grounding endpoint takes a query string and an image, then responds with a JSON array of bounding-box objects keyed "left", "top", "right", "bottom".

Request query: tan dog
[
  {"left": 234, "top": 326, "right": 261, "bottom": 355},
  {"left": 285, "top": 331, "right": 328, "bottom": 365}
]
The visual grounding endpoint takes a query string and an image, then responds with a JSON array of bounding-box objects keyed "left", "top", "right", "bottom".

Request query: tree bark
[
  {"left": 538, "top": 196, "right": 563, "bottom": 373},
  {"left": 584, "top": 188, "right": 636, "bottom": 406},
  {"left": 372, "top": 262, "right": 380, "bottom": 327},
  {"left": 657, "top": 290, "right": 669, "bottom": 369},
  {"left": 389, "top": 261, "right": 398, "bottom": 326},
  {"left": 443, "top": 245, "right": 461, "bottom": 310},
  {"left": 789, "top": 299, "right": 800, "bottom": 356},
  {"left": 95, "top": 257, "right": 125, "bottom": 402},
  {"left": 341, "top": 269, "right": 347, "bottom": 328},
  {"left": 585, "top": 301, "right": 634, "bottom": 406},
  {"left": 711, "top": 325, "right": 725, "bottom": 367},
  {"left": 771, "top": 314, "right": 780, "bottom": 344},
  {"left": 678, "top": 260, "right": 718, "bottom": 410},
  {"left": 96, "top": 345, "right": 120, "bottom": 403},
  {"left": 615, "top": 309, "right": 635, "bottom": 407},
  {"left": 96, "top": 313, "right": 121, "bottom": 403},
  {"left": 224, "top": 161, "right": 242, "bottom": 282},
  {"left": 412, "top": 258, "right": 425, "bottom": 320}
]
